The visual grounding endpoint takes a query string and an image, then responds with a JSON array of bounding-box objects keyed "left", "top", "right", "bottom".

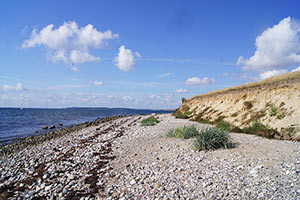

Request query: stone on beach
[
  {"left": 49, "top": 125, "right": 56, "bottom": 129},
  {"left": 42, "top": 126, "right": 48, "bottom": 129}
]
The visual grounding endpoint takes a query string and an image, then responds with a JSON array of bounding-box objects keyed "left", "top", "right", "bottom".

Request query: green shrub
[
  {"left": 183, "top": 125, "right": 199, "bottom": 139},
  {"left": 214, "top": 116, "right": 231, "bottom": 131},
  {"left": 195, "top": 118, "right": 211, "bottom": 124},
  {"left": 269, "top": 105, "right": 278, "bottom": 117},
  {"left": 193, "top": 128, "right": 235, "bottom": 151},
  {"left": 184, "top": 110, "right": 193, "bottom": 116},
  {"left": 174, "top": 113, "right": 190, "bottom": 119},
  {"left": 140, "top": 116, "right": 160, "bottom": 126},
  {"left": 166, "top": 129, "right": 176, "bottom": 137},
  {"left": 173, "top": 105, "right": 192, "bottom": 119},
  {"left": 176, "top": 127, "right": 184, "bottom": 138},
  {"left": 215, "top": 121, "right": 231, "bottom": 131},
  {"left": 277, "top": 111, "right": 286, "bottom": 119},
  {"left": 167, "top": 125, "right": 199, "bottom": 139},
  {"left": 242, "top": 121, "right": 268, "bottom": 133}
]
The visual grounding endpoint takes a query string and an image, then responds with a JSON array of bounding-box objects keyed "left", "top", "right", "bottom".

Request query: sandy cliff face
[{"left": 177, "top": 72, "right": 300, "bottom": 141}]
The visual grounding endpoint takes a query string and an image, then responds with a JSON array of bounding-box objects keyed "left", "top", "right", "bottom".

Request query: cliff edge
[{"left": 175, "top": 71, "right": 300, "bottom": 141}]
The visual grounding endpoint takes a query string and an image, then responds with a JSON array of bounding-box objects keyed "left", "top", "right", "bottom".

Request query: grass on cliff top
[
  {"left": 187, "top": 70, "right": 300, "bottom": 102},
  {"left": 167, "top": 125, "right": 199, "bottom": 139},
  {"left": 140, "top": 116, "right": 160, "bottom": 126},
  {"left": 193, "top": 127, "right": 235, "bottom": 151}
]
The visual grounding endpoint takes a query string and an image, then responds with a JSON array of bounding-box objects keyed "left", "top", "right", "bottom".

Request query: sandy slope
[{"left": 177, "top": 71, "right": 300, "bottom": 141}]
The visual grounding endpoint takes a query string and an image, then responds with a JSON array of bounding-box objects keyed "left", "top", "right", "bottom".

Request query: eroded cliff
[{"left": 176, "top": 71, "right": 300, "bottom": 141}]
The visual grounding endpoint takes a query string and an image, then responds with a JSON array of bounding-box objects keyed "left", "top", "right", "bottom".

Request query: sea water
[{"left": 0, "top": 107, "right": 172, "bottom": 144}]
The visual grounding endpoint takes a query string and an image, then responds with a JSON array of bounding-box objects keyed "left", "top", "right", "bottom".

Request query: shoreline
[
  {"left": 0, "top": 115, "right": 128, "bottom": 156},
  {"left": 0, "top": 114, "right": 142, "bottom": 199},
  {"left": 0, "top": 114, "right": 299, "bottom": 199}
]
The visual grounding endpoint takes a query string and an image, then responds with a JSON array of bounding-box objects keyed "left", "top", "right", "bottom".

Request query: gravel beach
[{"left": 0, "top": 114, "right": 299, "bottom": 199}]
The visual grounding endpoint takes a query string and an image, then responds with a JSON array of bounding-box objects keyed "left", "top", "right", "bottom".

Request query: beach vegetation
[
  {"left": 193, "top": 127, "right": 235, "bottom": 151},
  {"left": 277, "top": 110, "right": 286, "bottom": 119},
  {"left": 242, "top": 121, "right": 268, "bottom": 133},
  {"left": 213, "top": 116, "right": 231, "bottom": 131},
  {"left": 173, "top": 105, "right": 193, "bottom": 119},
  {"left": 173, "top": 111, "right": 189, "bottom": 119},
  {"left": 269, "top": 105, "right": 278, "bottom": 116},
  {"left": 167, "top": 125, "right": 199, "bottom": 139},
  {"left": 215, "top": 121, "right": 231, "bottom": 131},
  {"left": 140, "top": 116, "right": 160, "bottom": 126},
  {"left": 195, "top": 118, "right": 211, "bottom": 124},
  {"left": 182, "top": 125, "right": 199, "bottom": 139}
]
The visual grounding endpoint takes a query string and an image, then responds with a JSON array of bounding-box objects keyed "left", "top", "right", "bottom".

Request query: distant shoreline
[{"left": 0, "top": 106, "right": 175, "bottom": 111}]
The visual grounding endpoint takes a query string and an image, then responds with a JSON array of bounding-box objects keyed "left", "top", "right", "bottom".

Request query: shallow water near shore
[{"left": 0, "top": 107, "right": 171, "bottom": 145}]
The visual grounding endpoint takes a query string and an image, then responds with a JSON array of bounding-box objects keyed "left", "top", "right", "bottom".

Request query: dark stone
[
  {"left": 49, "top": 125, "right": 55, "bottom": 129},
  {"left": 59, "top": 123, "right": 63, "bottom": 126},
  {"left": 42, "top": 126, "right": 48, "bottom": 129},
  {"left": 35, "top": 131, "right": 38, "bottom": 133}
]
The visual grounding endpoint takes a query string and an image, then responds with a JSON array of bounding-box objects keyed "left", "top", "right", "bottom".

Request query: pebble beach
[{"left": 0, "top": 114, "right": 299, "bottom": 199}]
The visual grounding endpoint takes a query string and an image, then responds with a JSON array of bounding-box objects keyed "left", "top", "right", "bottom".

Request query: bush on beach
[
  {"left": 193, "top": 127, "right": 235, "bottom": 151},
  {"left": 167, "top": 125, "right": 199, "bottom": 139},
  {"left": 140, "top": 116, "right": 160, "bottom": 126}
]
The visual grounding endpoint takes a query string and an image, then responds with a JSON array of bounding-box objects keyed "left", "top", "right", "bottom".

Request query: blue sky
[{"left": 1, "top": 0, "right": 300, "bottom": 109}]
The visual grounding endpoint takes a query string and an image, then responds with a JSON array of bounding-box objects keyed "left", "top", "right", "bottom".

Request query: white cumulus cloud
[
  {"left": 237, "top": 17, "right": 300, "bottom": 75},
  {"left": 114, "top": 45, "right": 140, "bottom": 71},
  {"left": 69, "top": 50, "right": 99, "bottom": 63},
  {"left": 93, "top": 81, "right": 103, "bottom": 86},
  {"left": 291, "top": 66, "right": 300, "bottom": 72},
  {"left": 259, "top": 69, "right": 288, "bottom": 79},
  {"left": 175, "top": 88, "right": 188, "bottom": 93},
  {"left": 3, "top": 83, "right": 24, "bottom": 91},
  {"left": 22, "top": 21, "right": 119, "bottom": 64},
  {"left": 185, "top": 77, "right": 215, "bottom": 85}
]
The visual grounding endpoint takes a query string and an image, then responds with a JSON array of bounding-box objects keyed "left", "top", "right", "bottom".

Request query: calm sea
[{"left": 0, "top": 107, "right": 172, "bottom": 145}]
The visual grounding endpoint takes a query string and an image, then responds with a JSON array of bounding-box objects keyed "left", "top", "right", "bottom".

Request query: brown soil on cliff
[{"left": 177, "top": 71, "right": 300, "bottom": 141}]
